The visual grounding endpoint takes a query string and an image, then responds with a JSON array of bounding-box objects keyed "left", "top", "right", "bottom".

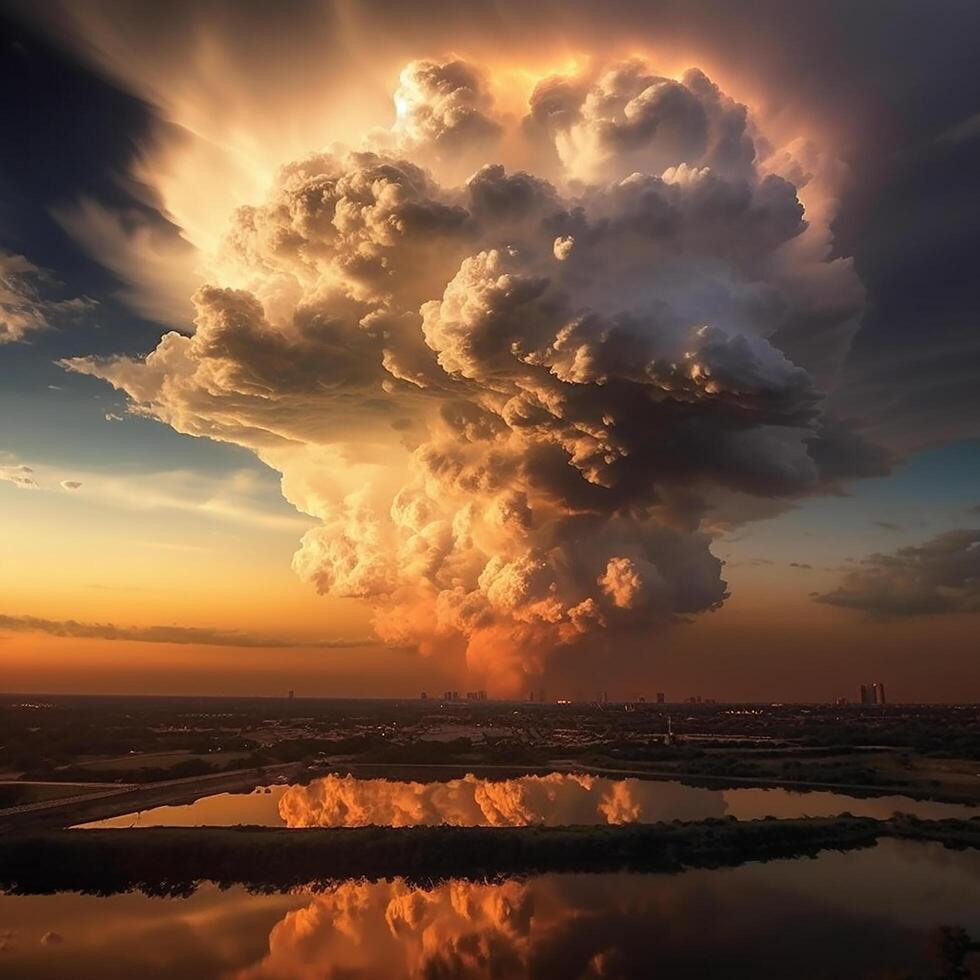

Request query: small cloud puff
[{"left": 0, "top": 463, "right": 37, "bottom": 489}]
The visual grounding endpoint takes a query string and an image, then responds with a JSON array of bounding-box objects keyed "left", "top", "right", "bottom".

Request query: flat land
[
  {"left": 2, "top": 695, "right": 978, "bottom": 831},
  {"left": 66, "top": 749, "right": 252, "bottom": 772}
]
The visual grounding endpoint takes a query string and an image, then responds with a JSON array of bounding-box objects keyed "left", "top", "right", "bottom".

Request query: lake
[
  {"left": 1, "top": 839, "right": 978, "bottom": 978},
  {"left": 77, "top": 770, "right": 979, "bottom": 829}
]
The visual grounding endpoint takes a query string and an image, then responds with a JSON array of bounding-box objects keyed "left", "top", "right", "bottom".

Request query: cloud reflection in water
[{"left": 277, "top": 772, "right": 727, "bottom": 828}]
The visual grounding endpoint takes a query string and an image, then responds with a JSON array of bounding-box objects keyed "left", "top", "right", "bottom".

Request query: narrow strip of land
[{"left": 1, "top": 814, "right": 977, "bottom": 896}]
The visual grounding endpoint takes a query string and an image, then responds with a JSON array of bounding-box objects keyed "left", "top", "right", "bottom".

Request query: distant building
[
  {"left": 656, "top": 692, "right": 665, "bottom": 704},
  {"left": 287, "top": 690, "right": 294, "bottom": 700},
  {"left": 478, "top": 690, "right": 487, "bottom": 701},
  {"left": 420, "top": 692, "right": 428, "bottom": 701},
  {"left": 537, "top": 687, "right": 546, "bottom": 704},
  {"left": 859, "top": 682, "right": 887, "bottom": 705}
]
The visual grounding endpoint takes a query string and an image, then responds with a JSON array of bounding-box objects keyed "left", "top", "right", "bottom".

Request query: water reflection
[
  {"left": 2, "top": 842, "right": 980, "bottom": 979},
  {"left": 80, "top": 771, "right": 979, "bottom": 829},
  {"left": 278, "top": 773, "right": 726, "bottom": 828}
]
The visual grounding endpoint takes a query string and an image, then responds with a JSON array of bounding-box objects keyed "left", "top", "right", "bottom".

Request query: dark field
[
  {"left": 2, "top": 694, "right": 979, "bottom": 811},
  {"left": 4, "top": 814, "right": 980, "bottom": 896}
]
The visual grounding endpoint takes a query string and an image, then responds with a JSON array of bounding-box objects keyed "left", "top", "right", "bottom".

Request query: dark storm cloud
[
  {"left": 815, "top": 529, "right": 980, "bottom": 616},
  {"left": 0, "top": 9, "right": 160, "bottom": 296},
  {"left": 0, "top": 613, "right": 372, "bottom": 648}
]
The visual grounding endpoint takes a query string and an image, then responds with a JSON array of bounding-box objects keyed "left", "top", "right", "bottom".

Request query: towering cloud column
[{"left": 67, "top": 57, "right": 874, "bottom": 692}]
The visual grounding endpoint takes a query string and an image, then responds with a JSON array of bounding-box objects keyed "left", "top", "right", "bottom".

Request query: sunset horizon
[
  {"left": 1, "top": 4, "right": 979, "bottom": 973},
  {"left": 2, "top": 1, "right": 977, "bottom": 705}
]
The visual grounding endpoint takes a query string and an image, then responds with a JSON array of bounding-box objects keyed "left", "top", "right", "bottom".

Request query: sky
[{"left": 0, "top": 0, "right": 977, "bottom": 702}]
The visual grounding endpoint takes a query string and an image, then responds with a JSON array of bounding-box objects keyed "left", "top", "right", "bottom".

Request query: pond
[
  {"left": 1, "top": 840, "right": 978, "bottom": 978},
  {"left": 77, "top": 770, "right": 979, "bottom": 829}
]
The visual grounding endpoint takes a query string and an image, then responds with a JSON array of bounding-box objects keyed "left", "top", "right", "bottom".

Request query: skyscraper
[
  {"left": 860, "top": 684, "right": 874, "bottom": 705},
  {"left": 873, "top": 682, "right": 886, "bottom": 705}
]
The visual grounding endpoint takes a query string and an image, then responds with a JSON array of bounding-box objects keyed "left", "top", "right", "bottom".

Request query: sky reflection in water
[
  {"left": 2, "top": 841, "right": 980, "bottom": 979},
  {"left": 80, "top": 772, "right": 979, "bottom": 829}
]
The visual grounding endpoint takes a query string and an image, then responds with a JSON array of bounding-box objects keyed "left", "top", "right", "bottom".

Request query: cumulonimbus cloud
[
  {"left": 61, "top": 56, "right": 881, "bottom": 692},
  {"left": 0, "top": 613, "right": 372, "bottom": 649},
  {"left": 815, "top": 529, "right": 980, "bottom": 616}
]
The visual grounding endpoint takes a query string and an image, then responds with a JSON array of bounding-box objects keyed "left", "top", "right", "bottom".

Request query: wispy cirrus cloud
[
  {"left": 2, "top": 452, "right": 310, "bottom": 531},
  {"left": 0, "top": 249, "right": 95, "bottom": 342},
  {"left": 0, "top": 612, "right": 373, "bottom": 649}
]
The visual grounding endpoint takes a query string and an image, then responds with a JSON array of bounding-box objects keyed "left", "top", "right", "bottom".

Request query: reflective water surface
[
  {"left": 1, "top": 840, "right": 979, "bottom": 979},
  {"left": 79, "top": 771, "right": 978, "bottom": 829}
]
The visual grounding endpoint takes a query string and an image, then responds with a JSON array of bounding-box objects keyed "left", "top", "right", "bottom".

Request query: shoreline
[{"left": 1, "top": 759, "right": 976, "bottom": 833}]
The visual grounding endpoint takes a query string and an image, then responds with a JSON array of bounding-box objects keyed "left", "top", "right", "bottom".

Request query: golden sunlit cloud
[{"left": 31, "top": 4, "right": 880, "bottom": 694}]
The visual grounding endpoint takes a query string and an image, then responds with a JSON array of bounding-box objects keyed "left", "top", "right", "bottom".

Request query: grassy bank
[{"left": 1, "top": 814, "right": 977, "bottom": 896}]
